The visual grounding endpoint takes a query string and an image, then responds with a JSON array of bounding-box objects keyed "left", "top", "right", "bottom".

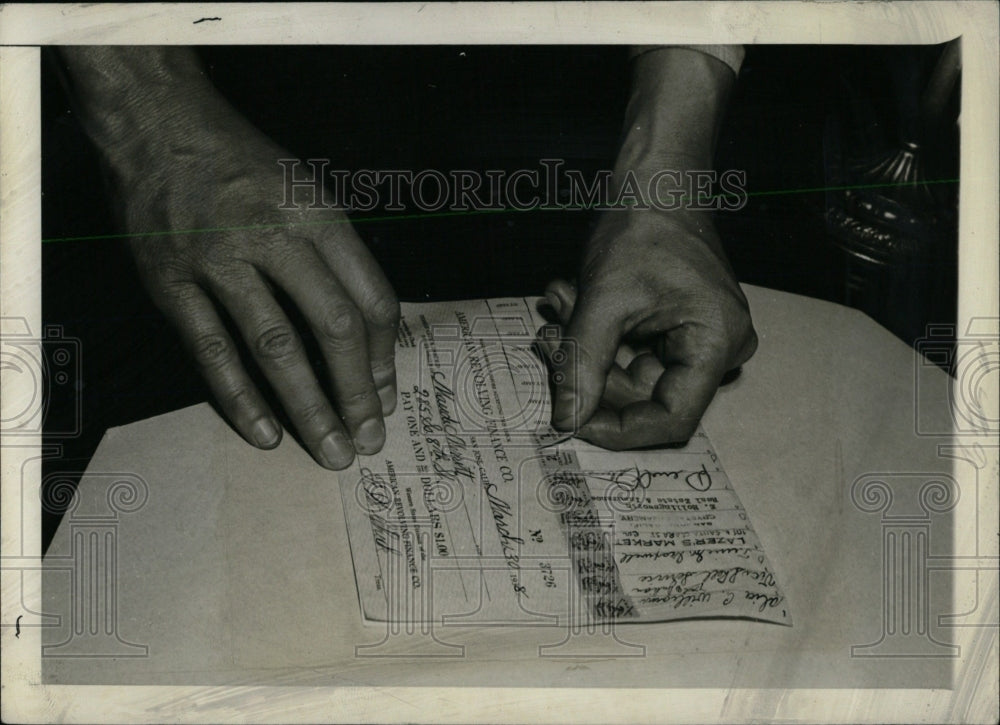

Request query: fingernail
[
  {"left": 377, "top": 384, "right": 397, "bottom": 415},
  {"left": 251, "top": 417, "right": 280, "bottom": 448},
  {"left": 545, "top": 292, "right": 562, "bottom": 316},
  {"left": 354, "top": 418, "right": 385, "bottom": 455},
  {"left": 320, "top": 431, "right": 354, "bottom": 469}
]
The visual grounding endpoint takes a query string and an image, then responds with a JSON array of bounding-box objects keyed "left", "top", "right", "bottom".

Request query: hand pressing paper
[{"left": 340, "top": 298, "right": 791, "bottom": 626}]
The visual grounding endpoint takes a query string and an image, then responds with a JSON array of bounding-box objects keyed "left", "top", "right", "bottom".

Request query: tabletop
[{"left": 41, "top": 284, "right": 965, "bottom": 692}]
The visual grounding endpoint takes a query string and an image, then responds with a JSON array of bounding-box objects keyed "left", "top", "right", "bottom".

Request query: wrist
[
  {"left": 585, "top": 205, "right": 732, "bottom": 277},
  {"left": 615, "top": 46, "right": 735, "bottom": 176},
  {"left": 60, "top": 47, "right": 250, "bottom": 184}
]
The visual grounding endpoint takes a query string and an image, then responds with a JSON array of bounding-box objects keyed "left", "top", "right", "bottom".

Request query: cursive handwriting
[
  {"left": 619, "top": 546, "right": 754, "bottom": 565},
  {"left": 589, "top": 463, "right": 713, "bottom": 493}
]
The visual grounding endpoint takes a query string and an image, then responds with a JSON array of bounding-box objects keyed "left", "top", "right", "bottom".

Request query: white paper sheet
[{"left": 340, "top": 297, "right": 791, "bottom": 626}]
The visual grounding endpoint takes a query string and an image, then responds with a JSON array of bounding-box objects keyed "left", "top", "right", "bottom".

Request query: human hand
[
  {"left": 57, "top": 47, "right": 398, "bottom": 469},
  {"left": 540, "top": 209, "right": 756, "bottom": 449},
  {"left": 124, "top": 132, "right": 398, "bottom": 470}
]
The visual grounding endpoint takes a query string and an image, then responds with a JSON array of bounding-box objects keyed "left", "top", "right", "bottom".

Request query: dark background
[{"left": 40, "top": 44, "right": 959, "bottom": 552}]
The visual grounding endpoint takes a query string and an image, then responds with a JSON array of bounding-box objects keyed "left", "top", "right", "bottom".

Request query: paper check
[{"left": 340, "top": 297, "right": 791, "bottom": 626}]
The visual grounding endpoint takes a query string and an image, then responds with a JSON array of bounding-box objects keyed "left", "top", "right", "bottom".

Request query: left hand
[{"left": 540, "top": 208, "right": 757, "bottom": 449}]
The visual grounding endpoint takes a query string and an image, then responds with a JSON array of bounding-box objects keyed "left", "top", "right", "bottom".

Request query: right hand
[
  {"left": 540, "top": 208, "right": 756, "bottom": 450},
  {"left": 123, "top": 132, "right": 399, "bottom": 470}
]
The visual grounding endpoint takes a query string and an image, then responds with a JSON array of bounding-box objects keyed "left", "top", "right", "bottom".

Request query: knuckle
[
  {"left": 727, "top": 306, "right": 758, "bottom": 364},
  {"left": 224, "top": 386, "right": 257, "bottom": 413},
  {"left": 199, "top": 243, "right": 231, "bottom": 271},
  {"left": 339, "top": 388, "right": 379, "bottom": 411},
  {"left": 198, "top": 236, "right": 248, "bottom": 272},
  {"left": 740, "top": 325, "right": 759, "bottom": 363},
  {"left": 200, "top": 261, "right": 255, "bottom": 294},
  {"left": 259, "top": 236, "right": 309, "bottom": 273},
  {"left": 152, "top": 278, "right": 199, "bottom": 314},
  {"left": 319, "top": 305, "right": 365, "bottom": 345},
  {"left": 148, "top": 260, "right": 195, "bottom": 290},
  {"left": 365, "top": 295, "right": 401, "bottom": 329},
  {"left": 671, "top": 418, "right": 699, "bottom": 442},
  {"left": 295, "top": 402, "right": 332, "bottom": 428},
  {"left": 253, "top": 324, "right": 301, "bottom": 362},
  {"left": 191, "top": 333, "right": 235, "bottom": 369}
]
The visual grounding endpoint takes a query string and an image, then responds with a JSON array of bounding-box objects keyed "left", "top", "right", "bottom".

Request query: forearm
[
  {"left": 616, "top": 46, "right": 738, "bottom": 176},
  {"left": 57, "top": 47, "right": 256, "bottom": 184}
]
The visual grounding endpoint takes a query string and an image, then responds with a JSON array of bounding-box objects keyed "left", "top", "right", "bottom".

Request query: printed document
[{"left": 340, "top": 298, "right": 791, "bottom": 626}]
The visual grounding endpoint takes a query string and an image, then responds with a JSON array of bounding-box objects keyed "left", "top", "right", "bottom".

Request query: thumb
[
  {"left": 543, "top": 278, "right": 577, "bottom": 325},
  {"left": 551, "top": 290, "right": 623, "bottom": 430}
]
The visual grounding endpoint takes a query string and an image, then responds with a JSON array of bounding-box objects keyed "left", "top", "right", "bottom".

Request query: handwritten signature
[
  {"left": 359, "top": 467, "right": 393, "bottom": 508},
  {"left": 589, "top": 463, "right": 713, "bottom": 493}
]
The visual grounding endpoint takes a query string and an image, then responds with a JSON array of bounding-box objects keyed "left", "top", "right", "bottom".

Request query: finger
[
  {"left": 311, "top": 227, "right": 400, "bottom": 416},
  {"left": 598, "top": 365, "right": 647, "bottom": 410},
  {"left": 544, "top": 278, "right": 577, "bottom": 326},
  {"left": 601, "top": 350, "right": 667, "bottom": 408},
  {"left": 550, "top": 292, "right": 625, "bottom": 431},
  {"left": 155, "top": 282, "right": 282, "bottom": 450},
  {"left": 575, "top": 402, "right": 684, "bottom": 450},
  {"left": 211, "top": 272, "right": 357, "bottom": 470},
  {"left": 625, "top": 351, "right": 666, "bottom": 394},
  {"left": 265, "top": 248, "right": 386, "bottom": 456},
  {"left": 648, "top": 343, "right": 728, "bottom": 440},
  {"left": 535, "top": 324, "right": 643, "bottom": 411},
  {"left": 577, "top": 339, "right": 727, "bottom": 449}
]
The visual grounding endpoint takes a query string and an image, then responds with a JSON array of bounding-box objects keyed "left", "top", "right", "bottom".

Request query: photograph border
[{"left": 2, "top": 2, "right": 997, "bottom": 722}]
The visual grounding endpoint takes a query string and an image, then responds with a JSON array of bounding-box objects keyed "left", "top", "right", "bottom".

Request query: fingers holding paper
[{"left": 539, "top": 211, "right": 757, "bottom": 450}]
